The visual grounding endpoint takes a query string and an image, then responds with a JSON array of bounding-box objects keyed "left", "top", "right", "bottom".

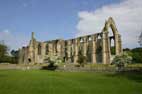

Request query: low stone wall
[
  {"left": 57, "top": 64, "right": 142, "bottom": 72},
  {"left": 0, "top": 64, "right": 44, "bottom": 70},
  {"left": 0, "top": 63, "right": 142, "bottom": 73}
]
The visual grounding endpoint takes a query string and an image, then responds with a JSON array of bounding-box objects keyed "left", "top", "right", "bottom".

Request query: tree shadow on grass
[
  {"left": 0, "top": 74, "right": 8, "bottom": 78},
  {"left": 105, "top": 70, "right": 142, "bottom": 83}
]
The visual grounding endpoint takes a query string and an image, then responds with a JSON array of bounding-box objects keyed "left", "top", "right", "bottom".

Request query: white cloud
[
  {"left": 76, "top": 0, "right": 142, "bottom": 48},
  {"left": 0, "top": 29, "right": 29, "bottom": 50},
  {"left": 3, "top": 29, "right": 10, "bottom": 34}
]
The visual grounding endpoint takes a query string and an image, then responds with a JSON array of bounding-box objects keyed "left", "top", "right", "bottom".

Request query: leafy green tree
[
  {"left": 0, "top": 42, "right": 19, "bottom": 63},
  {"left": 0, "top": 43, "right": 8, "bottom": 57},
  {"left": 0, "top": 43, "right": 10, "bottom": 63},
  {"left": 42, "top": 56, "right": 60, "bottom": 70},
  {"left": 77, "top": 50, "right": 87, "bottom": 67},
  {"left": 112, "top": 53, "right": 132, "bottom": 71},
  {"left": 131, "top": 48, "right": 142, "bottom": 63},
  {"left": 11, "top": 50, "right": 19, "bottom": 64},
  {"left": 138, "top": 32, "right": 142, "bottom": 47}
]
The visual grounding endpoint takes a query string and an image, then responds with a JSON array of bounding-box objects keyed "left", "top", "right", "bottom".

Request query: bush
[
  {"left": 42, "top": 56, "right": 64, "bottom": 70},
  {"left": 77, "top": 50, "right": 87, "bottom": 67},
  {"left": 41, "top": 62, "right": 58, "bottom": 70},
  {"left": 112, "top": 53, "right": 132, "bottom": 71}
]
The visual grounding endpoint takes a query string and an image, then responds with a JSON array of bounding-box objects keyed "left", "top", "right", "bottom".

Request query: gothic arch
[
  {"left": 102, "top": 17, "right": 122, "bottom": 55},
  {"left": 102, "top": 17, "right": 122, "bottom": 64},
  {"left": 103, "top": 17, "right": 118, "bottom": 35}
]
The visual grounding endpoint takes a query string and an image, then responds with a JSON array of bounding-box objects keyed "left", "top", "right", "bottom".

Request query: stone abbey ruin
[{"left": 18, "top": 17, "right": 122, "bottom": 64}]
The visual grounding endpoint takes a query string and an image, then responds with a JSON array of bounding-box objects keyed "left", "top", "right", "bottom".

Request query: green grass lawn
[{"left": 0, "top": 70, "right": 142, "bottom": 94}]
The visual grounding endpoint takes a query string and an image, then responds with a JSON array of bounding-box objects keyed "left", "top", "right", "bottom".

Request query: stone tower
[{"left": 28, "top": 32, "right": 36, "bottom": 64}]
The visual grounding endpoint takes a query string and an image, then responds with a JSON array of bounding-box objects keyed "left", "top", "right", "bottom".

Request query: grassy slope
[{"left": 0, "top": 70, "right": 142, "bottom": 94}]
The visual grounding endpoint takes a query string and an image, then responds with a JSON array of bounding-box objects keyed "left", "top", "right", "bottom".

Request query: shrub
[
  {"left": 112, "top": 52, "right": 132, "bottom": 71},
  {"left": 77, "top": 50, "right": 87, "bottom": 67},
  {"left": 42, "top": 56, "right": 64, "bottom": 70}
]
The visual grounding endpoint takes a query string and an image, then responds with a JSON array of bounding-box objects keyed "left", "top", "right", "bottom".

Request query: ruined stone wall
[{"left": 18, "top": 17, "right": 122, "bottom": 64}]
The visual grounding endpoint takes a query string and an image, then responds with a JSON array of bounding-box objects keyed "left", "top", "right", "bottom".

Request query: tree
[
  {"left": 123, "top": 48, "right": 131, "bottom": 52},
  {"left": 77, "top": 50, "right": 87, "bottom": 67},
  {"left": 112, "top": 53, "right": 132, "bottom": 71},
  {"left": 0, "top": 43, "right": 8, "bottom": 57},
  {"left": 131, "top": 48, "right": 142, "bottom": 63},
  {"left": 0, "top": 41, "right": 19, "bottom": 64},
  {"left": 11, "top": 50, "right": 19, "bottom": 64},
  {"left": 138, "top": 32, "right": 142, "bottom": 47},
  {"left": 0, "top": 43, "right": 10, "bottom": 63},
  {"left": 42, "top": 56, "right": 61, "bottom": 70}
]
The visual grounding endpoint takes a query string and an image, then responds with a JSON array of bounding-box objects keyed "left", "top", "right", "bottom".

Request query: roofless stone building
[{"left": 18, "top": 17, "right": 122, "bottom": 64}]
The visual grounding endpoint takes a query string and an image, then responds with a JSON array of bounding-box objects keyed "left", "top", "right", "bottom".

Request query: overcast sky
[{"left": 0, "top": 0, "right": 141, "bottom": 50}]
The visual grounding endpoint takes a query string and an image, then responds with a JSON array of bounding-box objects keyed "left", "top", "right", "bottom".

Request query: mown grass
[{"left": 0, "top": 70, "right": 142, "bottom": 94}]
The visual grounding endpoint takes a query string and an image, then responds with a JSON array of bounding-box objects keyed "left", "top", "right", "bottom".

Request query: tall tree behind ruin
[{"left": 138, "top": 32, "right": 142, "bottom": 47}]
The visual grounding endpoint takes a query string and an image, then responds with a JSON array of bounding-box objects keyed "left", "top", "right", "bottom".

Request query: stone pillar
[
  {"left": 83, "top": 37, "right": 87, "bottom": 57},
  {"left": 102, "top": 31, "right": 111, "bottom": 64},
  {"left": 31, "top": 32, "right": 34, "bottom": 40},
  {"left": 34, "top": 42, "right": 38, "bottom": 63},
  {"left": 18, "top": 48, "right": 24, "bottom": 64},
  {"left": 114, "top": 33, "right": 120, "bottom": 55},
  {"left": 74, "top": 38, "right": 79, "bottom": 64},
  {"left": 71, "top": 40, "right": 74, "bottom": 57},
  {"left": 61, "top": 40, "right": 65, "bottom": 58},
  {"left": 24, "top": 47, "right": 29, "bottom": 64},
  {"left": 27, "top": 32, "right": 37, "bottom": 64},
  {"left": 41, "top": 43, "right": 46, "bottom": 56},
  {"left": 92, "top": 35, "right": 97, "bottom": 64},
  {"left": 67, "top": 40, "right": 71, "bottom": 63},
  {"left": 53, "top": 43, "right": 56, "bottom": 56},
  {"left": 49, "top": 43, "right": 53, "bottom": 56},
  {"left": 28, "top": 46, "right": 34, "bottom": 64},
  {"left": 118, "top": 34, "right": 123, "bottom": 54},
  {"left": 57, "top": 41, "right": 62, "bottom": 57}
]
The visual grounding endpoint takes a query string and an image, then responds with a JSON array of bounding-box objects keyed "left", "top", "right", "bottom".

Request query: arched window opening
[
  {"left": 28, "top": 58, "right": 31, "bottom": 62},
  {"left": 110, "top": 38, "right": 115, "bottom": 55},
  {"left": 80, "top": 38, "right": 83, "bottom": 43},
  {"left": 88, "top": 36, "right": 92, "bottom": 41},
  {"left": 108, "top": 27, "right": 115, "bottom": 55},
  {"left": 97, "top": 34, "right": 101, "bottom": 39}
]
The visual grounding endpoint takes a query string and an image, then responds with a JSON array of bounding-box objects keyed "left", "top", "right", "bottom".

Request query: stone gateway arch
[{"left": 18, "top": 17, "right": 122, "bottom": 64}]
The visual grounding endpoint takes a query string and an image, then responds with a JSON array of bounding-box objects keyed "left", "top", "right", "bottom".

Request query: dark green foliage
[
  {"left": 0, "top": 55, "right": 12, "bottom": 63},
  {"left": 123, "top": 47, "right": 142, "bottom": 63},
  {"left": 10, "top": 50, "right": 19, "bottom": 64},
  {"left": 77, "top": 50, "right": 87, "bottom": 67},
  {"left": 96, "top": 46, "right": 102, "bottom": 54},
  {"left": 0, "top": 43, "right": 10, "bottom": 63},
  {"left": 0, "top": 44, "right": 8, "bottom": 57},
  {"left": 0, "top": 43, "right": 19, "bottom": 64},
  {"left": 138, "top": 32, "right": 142, "bottom": 46},
  {"left": 131, "top": 48, "right": 142, "bottom": 63},
  {"left": 42, "top": 57, "right": 58, "bottom": 70},
  {"left": 112, "top": 53, "right": 132, "bottom": 71},
  {"left": 96, "top": 46, "right": 102, "bottom": 63},
  {"left": 111, "top": 46, "right": 115, "bottom": 55},
  {"left": 123, "top": 48, "right": 131, "bottom": 52}
]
